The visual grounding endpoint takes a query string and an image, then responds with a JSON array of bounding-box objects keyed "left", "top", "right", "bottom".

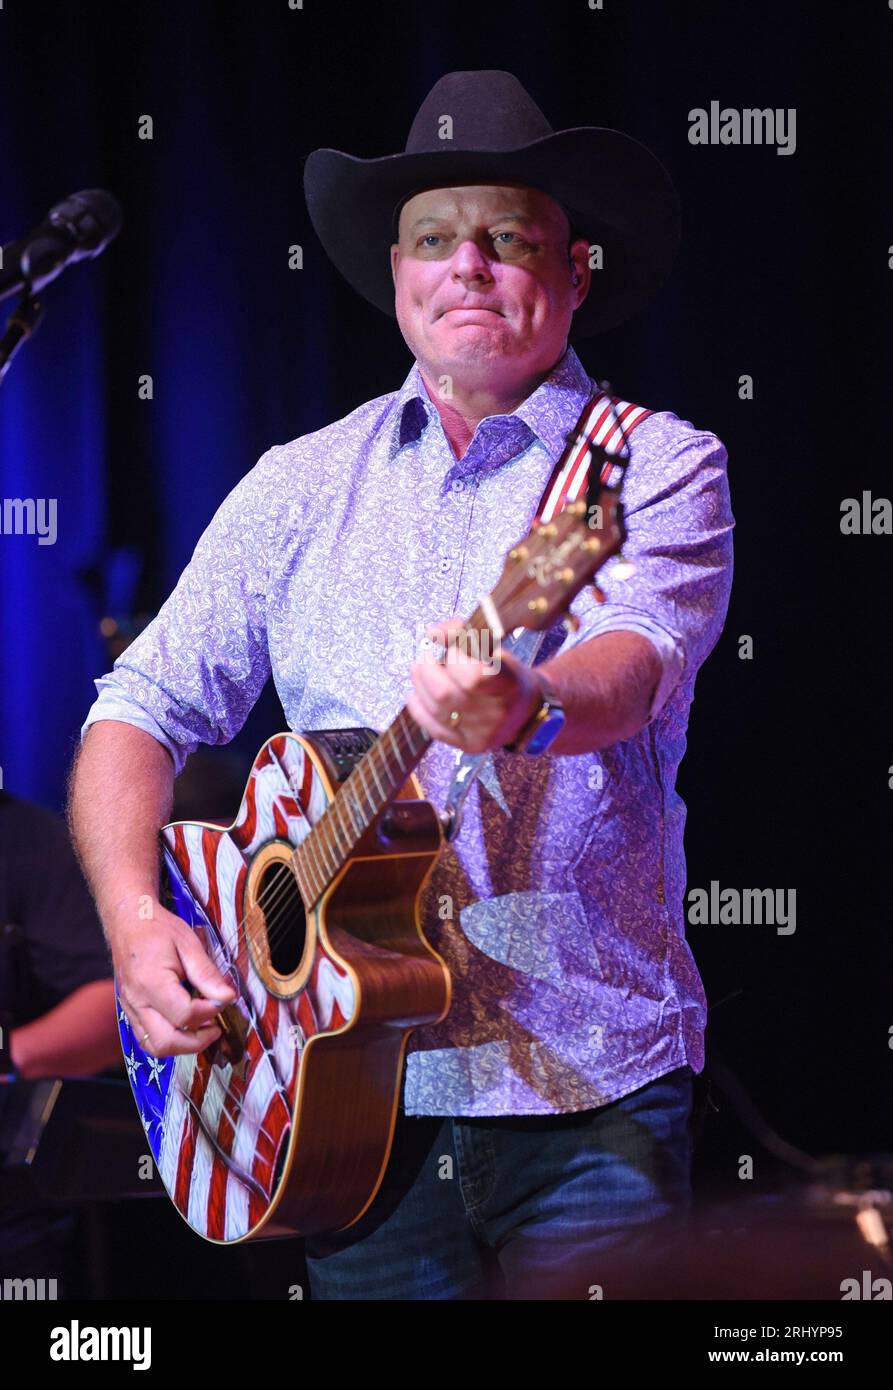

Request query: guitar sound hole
[{"left": 258, "top": 860, "right": 307, "bottom": 976}]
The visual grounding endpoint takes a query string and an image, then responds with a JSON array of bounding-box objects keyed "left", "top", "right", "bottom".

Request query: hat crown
[
  {"left": 405, "top": 70, "right": 553, "bottom": 154},
  {"left": 304, "top": 67, "right": 681, "bottom": 336}
]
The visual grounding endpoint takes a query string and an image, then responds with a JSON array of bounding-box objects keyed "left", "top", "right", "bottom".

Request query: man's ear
[
  {"left": 390, "top": 243, "right": 400, "bottom": 288},
  {"left": 569, "top": 236, "right": 592, "bottom": 308}
]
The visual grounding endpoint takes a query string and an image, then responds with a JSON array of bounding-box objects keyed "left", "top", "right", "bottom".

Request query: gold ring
[
  {"left": 141, "top": 1031, "right": 151, "bottom": 1045},
  {"left": 448, "top": 710, "right": 461, "bottom": 726}
]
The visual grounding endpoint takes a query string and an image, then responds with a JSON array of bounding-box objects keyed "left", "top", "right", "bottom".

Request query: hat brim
[{"left": 303, "top": 127, "right": 680, "bottom": 337}]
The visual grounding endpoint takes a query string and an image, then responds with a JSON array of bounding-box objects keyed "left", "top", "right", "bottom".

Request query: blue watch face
[{"left": 525, "top": 708, "right": 566, "bottom": 755}]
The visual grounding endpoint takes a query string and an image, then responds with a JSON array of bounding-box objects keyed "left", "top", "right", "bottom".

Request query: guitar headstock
[{"left": 489, "top": 484, "right": 627, "bottom": 635}]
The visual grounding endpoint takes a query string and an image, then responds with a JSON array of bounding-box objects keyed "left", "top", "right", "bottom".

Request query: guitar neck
[
  {"left": 290, "top": 605, "right": 493, "bottom": 907},
  {"left": 290, "top": 706, "right": 431, "bottom": 906}
]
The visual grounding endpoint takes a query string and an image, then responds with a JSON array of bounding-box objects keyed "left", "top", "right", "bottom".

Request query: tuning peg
[
  {"left": 612, "top": 556, "right": 636, "bottom": 581},
  {"left": 562, "top": 612, "right": 580, "bottom": 634}
]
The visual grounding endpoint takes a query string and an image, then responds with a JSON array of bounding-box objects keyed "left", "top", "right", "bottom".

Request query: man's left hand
[{"left": 407, "top": 618, "right": 545, "bottom": 753}]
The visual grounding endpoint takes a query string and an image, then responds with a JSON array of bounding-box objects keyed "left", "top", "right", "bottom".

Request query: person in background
[
  {"left": 0, "top": 789, "right": 122, "bottom": 1283},
  {"left": 0, "top": 790, "right": 121, "bottom": 1080}
]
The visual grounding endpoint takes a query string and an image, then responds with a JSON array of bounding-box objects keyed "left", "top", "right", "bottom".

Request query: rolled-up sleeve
[
  {"left": 561, "top": 424, "right": 735, "bottom": 723},
  {"left": 80, "top": 448, "right": 283, "bottom": 774}
]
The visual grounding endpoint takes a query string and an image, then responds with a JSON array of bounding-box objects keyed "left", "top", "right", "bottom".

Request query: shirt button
[
  {"left": 438, "top": 556, "right": 453, "bottom": 574},
  {"left": 450, "top": 478, "right": 467, "bottom": 496}
]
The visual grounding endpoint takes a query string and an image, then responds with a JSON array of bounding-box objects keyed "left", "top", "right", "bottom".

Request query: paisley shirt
[{"left": 81, "top": 345, "right": 734, "bottom": 1116}]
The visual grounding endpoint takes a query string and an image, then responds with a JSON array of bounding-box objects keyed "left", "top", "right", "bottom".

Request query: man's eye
[
  {"left": 419, "top": 234, "right": 442, "bottom": 247},
  {"left": 494, "top": 232, "right": 532, "bottom": 255}
]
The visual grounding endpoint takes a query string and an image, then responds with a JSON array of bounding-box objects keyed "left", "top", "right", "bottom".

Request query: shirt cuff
[{"left": 80, "top": 678, "right": 194, "bottom": 776}]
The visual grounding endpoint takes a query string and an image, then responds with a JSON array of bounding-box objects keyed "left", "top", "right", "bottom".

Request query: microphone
[{"left": 0, "top": 189, "right": 123, "bottom": 302}]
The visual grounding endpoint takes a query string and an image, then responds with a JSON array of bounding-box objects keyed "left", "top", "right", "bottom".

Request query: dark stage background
[{"left": 1, "top": 0, "right": 891, "bottom": 1296}]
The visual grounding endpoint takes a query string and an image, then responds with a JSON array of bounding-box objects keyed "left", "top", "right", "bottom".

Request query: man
[{"left": 69, "top": 70, "right": 734, "bottom": 1299}]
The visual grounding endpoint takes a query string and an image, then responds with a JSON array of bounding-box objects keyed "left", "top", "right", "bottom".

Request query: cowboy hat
[{"left": 303, "top": 69, "right": 680, "bottom": 337}]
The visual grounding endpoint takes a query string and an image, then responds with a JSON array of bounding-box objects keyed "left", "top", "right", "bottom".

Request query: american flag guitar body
[
  {"left": 116, "top": 474, "right": 630, "bottom": 1244},
  {"left": 118, "top": 728, "right": 448, "bottom": 1243}
]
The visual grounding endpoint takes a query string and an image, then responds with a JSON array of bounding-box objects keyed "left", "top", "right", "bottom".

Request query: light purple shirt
[{"left": 81, "top": 345, "right": 734, "bottom": 1116}]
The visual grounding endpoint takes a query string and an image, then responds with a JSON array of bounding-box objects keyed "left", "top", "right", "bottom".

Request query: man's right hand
[{"left": 107, "top": 894, "right": 237, "bottom": 1057}]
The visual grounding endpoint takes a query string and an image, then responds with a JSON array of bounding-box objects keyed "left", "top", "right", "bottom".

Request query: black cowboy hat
[{"left": 303, "top": 69, "right": 680, "bottom": 338}]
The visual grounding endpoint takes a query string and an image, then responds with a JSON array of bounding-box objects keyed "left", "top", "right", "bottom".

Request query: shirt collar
[
  {"left": 391, "top": 360, "right": 437, "bottom": 451},
  {"left": 391, "top": 345, "right": 597, "bottom": 463},
  {"left": 511, "top": 345, "right": 597, "bottom": 461}
]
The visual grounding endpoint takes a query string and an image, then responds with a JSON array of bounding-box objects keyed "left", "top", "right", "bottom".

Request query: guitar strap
[
  {"left": 439, "top": 384, "right": 654, "bottom": 840},
  {"left": 537, "top": 385, "right": 653, "bottom": 521}
]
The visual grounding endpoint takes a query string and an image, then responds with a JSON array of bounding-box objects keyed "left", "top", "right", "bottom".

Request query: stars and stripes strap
[{"left": 537, "top": 389, "right": 653, "bottom": 523}]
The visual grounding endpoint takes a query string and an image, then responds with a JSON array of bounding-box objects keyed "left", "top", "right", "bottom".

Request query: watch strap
[{"left": 504, "top": 677, "right": 564, "bottom": 753}]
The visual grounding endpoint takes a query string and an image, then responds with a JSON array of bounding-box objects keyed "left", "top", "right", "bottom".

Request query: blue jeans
[{"left": 304, "top": 1064, "right": 695, "bottom": 1300}]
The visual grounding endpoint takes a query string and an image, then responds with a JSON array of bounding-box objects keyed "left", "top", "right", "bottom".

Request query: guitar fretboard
[{"left": 290, "top": 706, "right": 432, "bottom": 906}]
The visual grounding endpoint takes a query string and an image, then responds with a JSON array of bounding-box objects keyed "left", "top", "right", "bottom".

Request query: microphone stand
[{"left": 0, "top": 289, "right": 44, "bottom": 386}]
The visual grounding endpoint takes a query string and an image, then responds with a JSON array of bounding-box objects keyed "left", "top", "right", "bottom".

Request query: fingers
[
  {"left": 412, "top": 654, "right": 464, "bottom": 714},
  {"left": 407, "top": 658, "right": 470, "bottom": 745},
  {"left": 176, "top": 929, "right": 236, "bottom": 1005},
  {"left": 141, "top": 969, "right": 228, "bottom": 1033},
  {"left": 423, "top": 617, "right": 466, "bottom": 646},
  {"left": 121, "top": 968, "right": 226, "bottom": 1042},
  {"left": 409, "top": 641, "right": 543, "bottom": 754},
  {"left": 410, "top": 641, "right": 511, "bottom": 742},
  {"left": 412, "top": 645, "right": 504, "bottom": 709},
  {"left": 115, "top": 908, "right": 237, "bottom": 1056},
  {"left": 407, "top": 686, "right": 487, "bottom": 752},
  {"left": 127, "top": 1002, "right": 221, "bottom": 1058},
  {"left": 421, "top": 617, "right": 502, "bottom": 678},
  {"left": 423, "top": 621, "right": 502, "bottom": 675}
]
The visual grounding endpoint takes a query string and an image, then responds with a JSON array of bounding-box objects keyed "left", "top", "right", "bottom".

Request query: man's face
[{"left": 390, "top": 183, "right": 590, "bottom": 392}]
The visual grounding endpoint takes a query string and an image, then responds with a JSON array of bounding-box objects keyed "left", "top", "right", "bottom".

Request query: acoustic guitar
[{"left": 116, "top": 484, "right": 627, "bottom": 1243}]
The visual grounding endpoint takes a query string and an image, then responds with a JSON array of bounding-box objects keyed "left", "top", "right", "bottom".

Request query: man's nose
[{"left": 449, "top": 238, "right": 495, "bottom": 283}]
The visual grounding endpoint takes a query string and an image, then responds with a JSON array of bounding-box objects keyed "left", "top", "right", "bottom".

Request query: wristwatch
[{"left": 504, "top": 676, "right": 566, "bottom": 756}]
